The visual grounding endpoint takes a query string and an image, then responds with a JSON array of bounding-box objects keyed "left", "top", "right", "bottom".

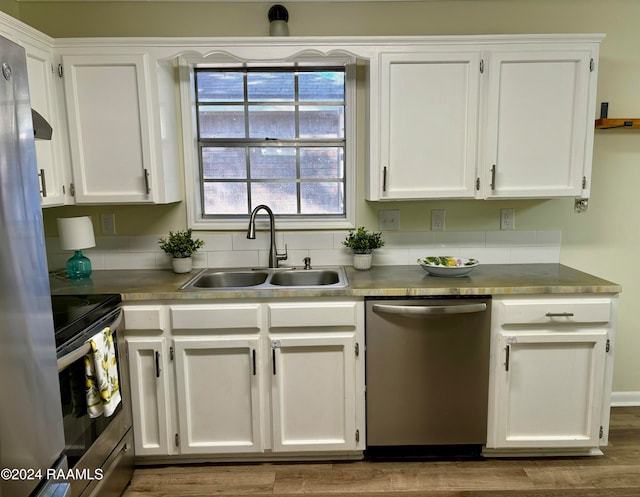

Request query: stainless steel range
[{"left": 53, "top": 294, "right": 134, "bottom": 497}]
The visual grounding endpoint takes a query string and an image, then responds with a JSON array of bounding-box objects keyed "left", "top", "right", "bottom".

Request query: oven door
[{"left": 56, "top": 309, "right": 133, "bottom": 497}]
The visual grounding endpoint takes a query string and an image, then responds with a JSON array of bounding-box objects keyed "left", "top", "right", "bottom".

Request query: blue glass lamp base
[{"left": 66, "top": 250, "right": 92, "bottom": 279}]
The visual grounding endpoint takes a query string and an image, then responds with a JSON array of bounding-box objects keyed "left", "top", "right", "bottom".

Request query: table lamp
[{"left": 57, "top": 216, "right": 96, "bottom": 279}]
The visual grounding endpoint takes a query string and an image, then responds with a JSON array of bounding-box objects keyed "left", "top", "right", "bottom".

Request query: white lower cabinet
[
  {"left": 173, "top": 336, "right": 263, "bottom": 454},
  {"left": 126, "top": 337, "right": 171, "bottom": 456},
  {"left": 270, "top": 334, "right": 358, "bottom": 452},
  {"left": 486, "top": 296, "right": 617, "bottom": 454},
  {"left": 123, "top": 299, "right": 365, "bottom": 460}
]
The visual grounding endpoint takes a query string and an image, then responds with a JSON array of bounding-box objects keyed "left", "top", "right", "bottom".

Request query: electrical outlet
[
  {"left": 431, "top": 209, "right": 445, "bottom": 231},
  {"left": 100, "top": 213, "right": 116, "bottom": 235},
  {"left": 500, "top": 208, "right": 515, "bottom": 230},
  {"left": 379, "top": 209, "right": 400, "bottom": 231}
]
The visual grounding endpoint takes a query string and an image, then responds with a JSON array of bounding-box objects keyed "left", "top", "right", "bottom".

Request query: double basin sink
[{"left": 180, "top": 266, "right": 348, "bottom": 290}]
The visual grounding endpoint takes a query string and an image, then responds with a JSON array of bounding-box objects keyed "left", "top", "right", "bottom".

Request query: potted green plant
[
  {"left": 158, "top": 228, "right": 204, "bottom": 273},
  {"left": 342, "top": 226, "right": 384, "bottom": 270}
]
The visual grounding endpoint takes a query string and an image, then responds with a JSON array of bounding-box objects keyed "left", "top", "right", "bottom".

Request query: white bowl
[{"left": 417, "top": 256, "right": 479, "bottom": 278}]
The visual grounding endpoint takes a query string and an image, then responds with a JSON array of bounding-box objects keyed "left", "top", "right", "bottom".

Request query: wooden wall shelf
[{"left": 595, "top": 118, "right": 640, "bottom": 129}]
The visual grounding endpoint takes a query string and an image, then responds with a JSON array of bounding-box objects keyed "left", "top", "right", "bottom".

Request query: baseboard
[{"left": 611, "top": 391, "right": 640, "bottom": 407}]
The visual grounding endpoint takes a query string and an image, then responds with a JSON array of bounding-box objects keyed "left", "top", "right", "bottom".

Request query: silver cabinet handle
[
  {"left": 39, "top": 169, "right": 47, "bottom": 197},
  {"left": 546, "top": 312, "right": 575, "bottom": 317},
  {"left": 372, "top": 303, "right": 487, "bottom": 316},
  {"left": 144, "top": 168, "right": 151, "bottom": 194},
  {"left": 382, "top": 166, "right": 388, "bottom": 192},
  {"left": 490, "top": 164, "right": 496, "bottom": 190},
  {"left": 252, "top": 349, "right": 256, "bottom": 376}
]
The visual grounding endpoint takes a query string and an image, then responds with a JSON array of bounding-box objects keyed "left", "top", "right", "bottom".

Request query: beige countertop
[{"left": 49, "top": 264, "right": 621, "bottom": 301}]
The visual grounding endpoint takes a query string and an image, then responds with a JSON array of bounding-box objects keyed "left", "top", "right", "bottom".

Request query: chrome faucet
[{"left": 247, "top": 204, "right": 288, "bottom": 268}]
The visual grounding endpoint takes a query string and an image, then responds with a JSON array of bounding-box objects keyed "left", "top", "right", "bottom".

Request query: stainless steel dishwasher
[{"left": 365, "top": 296, "right": 491, "bottom": 452}]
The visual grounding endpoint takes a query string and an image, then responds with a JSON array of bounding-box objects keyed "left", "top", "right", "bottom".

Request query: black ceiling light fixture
[{"left": 268, "top": 4, "right": 289, "bottom": 36}]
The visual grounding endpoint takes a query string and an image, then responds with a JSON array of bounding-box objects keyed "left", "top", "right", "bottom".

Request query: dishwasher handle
[{"left": 372, "top": 302, "right": 487, "bottom": 316}]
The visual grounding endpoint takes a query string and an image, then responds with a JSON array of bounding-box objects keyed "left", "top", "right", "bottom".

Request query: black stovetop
[{"left": 51, "top": 294, "right": 122, "bottom": 350}]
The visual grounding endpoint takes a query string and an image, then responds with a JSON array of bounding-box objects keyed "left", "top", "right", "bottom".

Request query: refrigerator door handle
[{"left": 372, "top": 303, "right": 487, "bottom": 316}]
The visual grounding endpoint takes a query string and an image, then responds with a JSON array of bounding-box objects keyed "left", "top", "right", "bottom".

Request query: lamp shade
[{"left": 57, "top": 216, "right": 96, "bottom": 251}]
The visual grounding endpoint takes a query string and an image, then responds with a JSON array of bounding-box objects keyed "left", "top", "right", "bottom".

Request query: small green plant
[
  {"left": 342, "top": 226, "right": 385, "bottom": 254},
  {"left": 158, "top": 229, "right": 204, "bottom": 258}
]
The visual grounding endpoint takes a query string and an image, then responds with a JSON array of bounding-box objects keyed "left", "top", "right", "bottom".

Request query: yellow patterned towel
[{"left": 85, "top": 327, "right": 121, "bottom": 418}]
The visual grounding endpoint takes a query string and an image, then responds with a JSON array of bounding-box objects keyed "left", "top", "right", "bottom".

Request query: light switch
[{"left": 379, "top": 209, "right": 400, "bottom": 231}]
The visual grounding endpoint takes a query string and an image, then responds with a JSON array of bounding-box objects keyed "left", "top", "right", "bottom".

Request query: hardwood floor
[{"left": 122, "top": 407, "right": 640, "bottom": 497}]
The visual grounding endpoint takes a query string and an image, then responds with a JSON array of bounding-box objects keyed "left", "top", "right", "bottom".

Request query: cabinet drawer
[
  {"left": 498, "top": 298, "right": 611, "bottom": 325},
  {"left": 268, "top": 302, "right": 359, "bottom": 329},
  {"left": 170, "top": 304, "right": 261, "bottom": 331},
  {"left": 123, "top": 305, "right": 163, "bottom": 331}
]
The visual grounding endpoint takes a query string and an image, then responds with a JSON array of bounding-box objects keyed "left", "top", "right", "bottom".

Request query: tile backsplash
[{"left": 45, "top": 230, "right": 561, "bottom": 271}]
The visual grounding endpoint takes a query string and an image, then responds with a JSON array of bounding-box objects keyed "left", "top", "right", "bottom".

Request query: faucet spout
[{"left": 247, "top": 204, "right": 287, "bottom": 268}]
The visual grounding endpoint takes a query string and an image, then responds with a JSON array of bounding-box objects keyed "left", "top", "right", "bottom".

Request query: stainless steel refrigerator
[{"left": 0, "top": 35, "right": 68, "bottom": 497}]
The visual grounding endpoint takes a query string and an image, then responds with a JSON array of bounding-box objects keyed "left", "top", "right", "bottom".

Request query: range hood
[{"left": 31, "top": 108, "right": 52, "bottom": 140}]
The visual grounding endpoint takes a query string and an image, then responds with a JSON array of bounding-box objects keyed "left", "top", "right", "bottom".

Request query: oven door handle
[{"left": 57, "top": 311, "right": 123, "bottom": 372}]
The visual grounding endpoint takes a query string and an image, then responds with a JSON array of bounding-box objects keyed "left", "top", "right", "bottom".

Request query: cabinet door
[
  {"left": 490, "top": 330, "right": 607, "bottom": 448},
  {"left": 24, "top": 43, "right": 67, "bottom": 207},
  {"left": 62, "top": 53, "right": 155, "bottom": 203},
  {"left": 377, "top": 51, "right": 481, "bottom": 199},
  {"left": 173, "top": 337, "right": 263, "bottom": 454},
  {"left": 270, "top": 334, "right": 358, "bottom": 452},
  {"left": 484, "top": 50, "right": 594, "bottom": 198},
  {"left": 126, "top": 338, "right": 171, "bottom": 456}
]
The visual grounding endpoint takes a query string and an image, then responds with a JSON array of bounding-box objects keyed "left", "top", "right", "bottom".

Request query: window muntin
[{"left": 195, "top": 67, "right": 346, "bottom": 219}]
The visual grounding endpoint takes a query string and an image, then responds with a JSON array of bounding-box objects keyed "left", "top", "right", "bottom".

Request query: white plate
[{"left": 417, "top": 256, "right": 479, "bottom": 278}]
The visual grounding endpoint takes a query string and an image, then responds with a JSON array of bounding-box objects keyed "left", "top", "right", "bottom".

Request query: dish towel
[{"left": 85, "top": 327, "right": 121, "bottom": 418}]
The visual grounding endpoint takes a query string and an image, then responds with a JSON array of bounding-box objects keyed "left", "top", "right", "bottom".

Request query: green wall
[
  {"left": 0, "top": 0, "right": 18, "bottom": 18},
  {"left": 6, "top": 0, "right": 640, "bottom": 392}
]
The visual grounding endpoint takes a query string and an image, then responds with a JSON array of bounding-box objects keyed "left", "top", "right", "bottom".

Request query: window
[{"left": 182, "top": 58, "right": 356, "bottom": 230}]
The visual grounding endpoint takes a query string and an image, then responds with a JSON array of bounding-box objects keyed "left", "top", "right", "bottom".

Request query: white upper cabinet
[
  {"left": 60, "top": 51, "right": 181, "bottom": 204},
  {"left": 25, "top": 43, "right": 69, "bottom": 207},
  {"left": 376, "top": 51, "right": 481, "bottom": 200},
  {"left": 367, "top": 36, "right": 602, "bottom": 201},
  {"left": 483, "top": 49, "right": 595, "bottom": 198},
  {"left": 0, "top": 13, "right": 72, "bottom": 207}
]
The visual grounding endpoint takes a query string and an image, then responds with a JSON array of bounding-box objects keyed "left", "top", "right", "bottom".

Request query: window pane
[
  {"left": 301, "top": 182, "right": 344, "bottom": 214},
  {"left": 248, "top": 106, "right": 295, "bottom": 138},
  {"left": 199, "top": 105, "right": 245, "bottom": 138},
  {"left": 247, "top": 72, "right": 294, "bottom": 102},
  {"left": 251, "top": 183, "right": 297, "bottom": 214},
  {"left": 300, "top": 147, "right": 343, "bottom": 179},
  {"left": 197, "top": 71, "right": 244, "bottom": 102},
  {"left": 250, "top": 147, "right": 296, "bottom": 179},
  {"left": 202, "top": 147, "right": 247, "bottom": 179},
  {"left": 299, "top": 106, "right": 344, "bottom": 138},
  {"left": 299, "top": 72, "right": 345, "bottom": 102},
  {"left": 203, "top": 182, "right": 248, "bottom": 215}
]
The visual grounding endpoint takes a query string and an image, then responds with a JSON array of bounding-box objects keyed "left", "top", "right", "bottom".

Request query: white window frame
[{"left": 179, "top": 54, "right": 357, "bottom": 231}]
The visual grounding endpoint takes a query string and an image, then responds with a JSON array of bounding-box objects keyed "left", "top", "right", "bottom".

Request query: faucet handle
[
  {"left": 303, "top": 257, "right": 312, "bottom": 270},
  {"left": 277, "top": 244, "right": 288, "bottom": 262}
]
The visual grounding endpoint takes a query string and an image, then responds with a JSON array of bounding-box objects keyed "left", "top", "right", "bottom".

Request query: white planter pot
[
  {"left": 353, "top": 253, "right": 373, "bottom": 270},
  {"left": 172, "top": 257, "right": 193, "bottom": 274}
]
